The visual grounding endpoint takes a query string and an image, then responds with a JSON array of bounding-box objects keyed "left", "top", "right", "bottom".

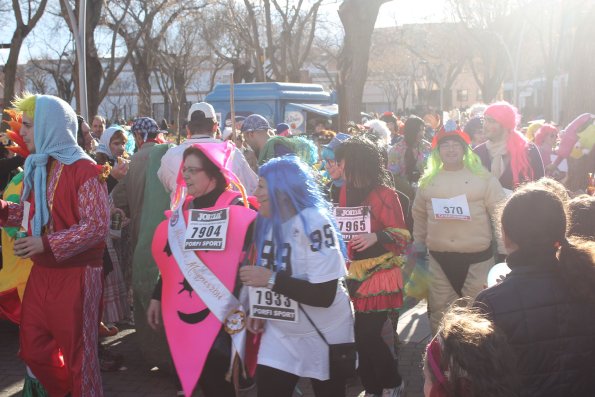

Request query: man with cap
[
  {"left": 275, "top": 122, "right": 292, "bottom": 137},
  {"left": 112, "top": 117, "right": 164, "bottom": 256},
  {"left": 412, "top": 120, "right": 506, "bottom": 333},
  {"left": 463, "top": 116, "right": 486, "bottom": 148},
  {"left": 0, "top": 94, "right": 109, "bottom": 396},
  {"left": 474, "top": 101, "right": 544, "bottom": 192},
  {"left": 242, "top": 114, "right": 318, "bottom": 167},
  {"left": 242, "top": 114, "right": 276, "bottom": 157},
  {"left": 158, "top": 102, "right": 258, "bottom": 195},
  {"left": 381, "top": 111, "right": 401, "bottom": 145}
]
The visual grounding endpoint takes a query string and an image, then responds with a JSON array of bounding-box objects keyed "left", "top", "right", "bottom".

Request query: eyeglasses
[
  {"left": 325, "top": 159, "right": 337, "bottom": 168},
  {"left": 182, "top": 166, "right": 205, "bottom": 175}
]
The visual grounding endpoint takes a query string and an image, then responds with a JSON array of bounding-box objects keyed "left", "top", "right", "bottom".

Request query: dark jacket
[
  {"left": 474, "top": 250, "right": 595, "bottom": 397},
  {"left": 474, "top": 141, "right": 544, "bottom": 190}
]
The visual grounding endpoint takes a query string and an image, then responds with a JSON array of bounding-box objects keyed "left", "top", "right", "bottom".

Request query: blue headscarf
[{"left": 21, "top": 95, "right": 94, "bottom": 236}]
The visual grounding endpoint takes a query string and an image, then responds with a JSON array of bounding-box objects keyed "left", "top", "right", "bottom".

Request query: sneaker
[{"left": 382, "top": 381, "right": 405, "bottom": 397}]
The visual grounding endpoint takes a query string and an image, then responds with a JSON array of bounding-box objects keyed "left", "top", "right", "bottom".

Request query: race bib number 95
[{"left": 249, "top": 287, "right": 298, "bottom": 322}]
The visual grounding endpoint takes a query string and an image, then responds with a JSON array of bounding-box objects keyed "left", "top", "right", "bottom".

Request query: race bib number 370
[
  {"left": 183, "top": 208, "right": 229, "bottom": 251},
  {"left": 249, "top": 287, "right": 298, "bottom": 322},
  {"left": 431, "top": 194, "right": 471, "bottom": 221}
]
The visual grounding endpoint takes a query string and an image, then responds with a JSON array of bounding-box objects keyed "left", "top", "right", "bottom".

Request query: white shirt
[
  {"left": 157, "top": 135, "right": 258, "bottom": 195},
  {"left": 254, "top": 207, "right": 354, "bottom": 380}
]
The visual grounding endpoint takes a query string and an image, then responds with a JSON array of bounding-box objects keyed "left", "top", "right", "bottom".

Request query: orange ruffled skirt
[{"left": 347, "top": 254, "right": 405, "bottom": 313}]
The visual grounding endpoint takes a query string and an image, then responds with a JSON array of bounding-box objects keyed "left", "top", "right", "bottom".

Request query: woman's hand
[
  {"left": 14, "top": 236, "right": 44, "bottom": 258},
  {"left": 146, "top": 299, "right": 162, "bottom": 331},
  {"left": 110, "top": 161, "right": 129, "bottom": 180},
  {"left": 349, "top": 232, "right": 378, "bottom": 252},
  {"left": 246, "top": 317, "right": 265, "bottom": 334},
  {"left": 239, "top": 266, "right": 273, "bottom": 288}
]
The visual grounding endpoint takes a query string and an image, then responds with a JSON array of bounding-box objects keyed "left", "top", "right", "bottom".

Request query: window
[{"left": 457, "top": 89, "right": 469, "bottom": 102}]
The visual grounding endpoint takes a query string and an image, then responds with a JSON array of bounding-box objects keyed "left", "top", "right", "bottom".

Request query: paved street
[{"left": 0, "top": 300, "right": 430, "bottom": 397}]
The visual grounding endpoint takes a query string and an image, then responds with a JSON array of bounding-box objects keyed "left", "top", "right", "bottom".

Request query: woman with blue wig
[{"left": 239, "top": 155, "right": 354, "bottom": 397}]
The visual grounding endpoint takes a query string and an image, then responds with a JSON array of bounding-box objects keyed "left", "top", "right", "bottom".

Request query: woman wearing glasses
[{"left": 148, "top": 142, "right": 257, "bottom": 397}]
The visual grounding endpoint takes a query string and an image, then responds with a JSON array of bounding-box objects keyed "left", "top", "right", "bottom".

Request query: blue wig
[{"left": 255, "top": 155, "right": 346, "bottom": 270}]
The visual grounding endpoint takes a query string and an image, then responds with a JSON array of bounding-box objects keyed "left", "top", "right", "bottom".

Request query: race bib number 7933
[{"left": 249, "top": 287, "right": 298, "bottom": 322}]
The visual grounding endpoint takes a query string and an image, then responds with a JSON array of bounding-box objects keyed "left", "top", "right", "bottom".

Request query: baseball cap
[
  {"left": 187, "top": 102, "right": 217, "bottom": 123},
  {"left": 276, "top": 123, "right": 291, "bottom": 136},
  {"left": 241, "top": 114, "right": 271, "bottom": 133}
]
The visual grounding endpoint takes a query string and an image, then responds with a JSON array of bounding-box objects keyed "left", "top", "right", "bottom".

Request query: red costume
[{"left": 0, "top": 159, "right": 109, "bottom": 397}]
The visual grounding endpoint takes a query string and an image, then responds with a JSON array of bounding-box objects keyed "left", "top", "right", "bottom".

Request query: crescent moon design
[{"left": 177, "top": 308, "right": 211, "bottom": 324}]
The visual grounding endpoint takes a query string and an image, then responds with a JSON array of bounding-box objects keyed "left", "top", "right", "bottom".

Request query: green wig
[
  {"left": 11, "top": 93, "right": 36, "bottom": 120},
  {"left": 418, "top": 145, "right": 487, "bottom": 188}
]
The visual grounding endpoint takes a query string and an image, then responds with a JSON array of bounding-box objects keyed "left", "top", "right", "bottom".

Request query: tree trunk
[
  {"left": 2, "top": 0, "right": 48, "bottom": 124},
  {"left": 2, "top": 32, "right": 24, "bottom": 117},
  {"left": 337, "top": 0, "right": 389, "bottom": 130},
  {"left": 132, "top": 54, "right": 154, "bottom": 117},
  {"left": 85, "top": 48, "right": 103, "bottom": 118},
  {"left": 565, "top": 8, "right": 595, "bottom": 124}
]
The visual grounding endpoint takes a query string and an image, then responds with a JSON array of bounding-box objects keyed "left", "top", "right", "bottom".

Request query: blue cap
[
  {"left": 324, "top": 132, "right": 350, "bottom": 151},
  {"left": 241, "top": 114, "right": 271, "bottom": 133},
  {"left": 276, "top": 123, "right": 290, "bottom": 134}
]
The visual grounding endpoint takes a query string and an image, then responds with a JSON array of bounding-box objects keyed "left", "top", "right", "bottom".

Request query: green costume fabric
[
  {"left": 132, "top": 143, "right": 174, "bottom": 369},
  {"left": 22, "top": 371, "right": 49, "bottom": 397}
]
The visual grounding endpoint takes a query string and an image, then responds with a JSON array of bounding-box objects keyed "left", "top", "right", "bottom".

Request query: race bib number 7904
[{"left": 183, "top": 208, "right": 230, "bottom": 251}]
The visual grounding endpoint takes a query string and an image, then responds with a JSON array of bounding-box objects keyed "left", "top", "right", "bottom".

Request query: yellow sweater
[{"left": 412, "top": 167, "right": 506, "bottom": 254}]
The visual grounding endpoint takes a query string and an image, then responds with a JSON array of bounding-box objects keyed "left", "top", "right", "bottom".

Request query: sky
[
  {"left": 0, "top": 0, "right": 450, "bottom": 64},
  {"left": 320, "top": 0, "right": 449, "bottom": 27}
]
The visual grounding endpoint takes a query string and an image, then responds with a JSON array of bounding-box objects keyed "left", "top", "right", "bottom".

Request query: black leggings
[
  {"left": 355, "top": 311, "right": 401, "bottom": 394},
  {"left": 256, "top": 365, "right": 346, "bottom": 397}
]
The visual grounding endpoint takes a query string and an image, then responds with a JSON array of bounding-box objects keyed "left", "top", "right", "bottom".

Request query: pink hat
[
  {"left": 484, "top": 101, "right": 520, "bottom": 131},
  {"left": 172, "top": 142, "right": 246, "bottom": 208}
]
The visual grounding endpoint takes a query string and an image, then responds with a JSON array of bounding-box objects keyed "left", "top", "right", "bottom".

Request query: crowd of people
[{"left": 0, "top": 94, "right": 594, "bottom": 397}]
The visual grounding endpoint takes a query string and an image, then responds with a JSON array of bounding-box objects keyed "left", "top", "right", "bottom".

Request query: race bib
[
  {"left": 431, "top": 194, "right": 471, "bottom": 220},
  {"left": 183, "top": 208, "right": 229, "bottom": 251},
  {"left": 334, "top": 206, "right": 371, "bottom": 241},
  {"left": 248, "top": 287, "right": 298, "bottom": 323}
]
